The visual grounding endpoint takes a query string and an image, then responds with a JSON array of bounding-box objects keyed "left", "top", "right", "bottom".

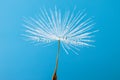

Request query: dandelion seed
[{"left": 23, "top": 7, "right": 97, "bottom": 80}]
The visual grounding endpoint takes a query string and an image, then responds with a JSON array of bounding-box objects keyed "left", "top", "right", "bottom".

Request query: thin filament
[{"left": 52, "top": 40, "right": 60, "bottom": 80}]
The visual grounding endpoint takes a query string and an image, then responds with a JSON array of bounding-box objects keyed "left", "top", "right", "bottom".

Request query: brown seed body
[{"left": 52, "top": 72, "right": 57, "bottom": 80}]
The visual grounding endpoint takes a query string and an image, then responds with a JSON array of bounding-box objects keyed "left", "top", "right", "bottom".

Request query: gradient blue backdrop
[{"left": 0, "top": 0, "right": 120, "bottom": 80}]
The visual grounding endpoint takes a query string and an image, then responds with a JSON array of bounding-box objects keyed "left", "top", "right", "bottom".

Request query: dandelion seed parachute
[
  {"left": 23, "top": 7, "right": 97, "bottom": 55},
  {"left": 23, "top": 7, "right": 97, "bottom": 80}
]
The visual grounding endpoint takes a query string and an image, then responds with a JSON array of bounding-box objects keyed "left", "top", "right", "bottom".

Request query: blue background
[{"left": 0, "top": 0, "right": 120, "bottom": 80}]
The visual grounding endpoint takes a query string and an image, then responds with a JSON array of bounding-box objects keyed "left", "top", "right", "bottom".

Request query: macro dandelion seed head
[{"left": 23, "top": 7, "right": 98, "bottom": 55}]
